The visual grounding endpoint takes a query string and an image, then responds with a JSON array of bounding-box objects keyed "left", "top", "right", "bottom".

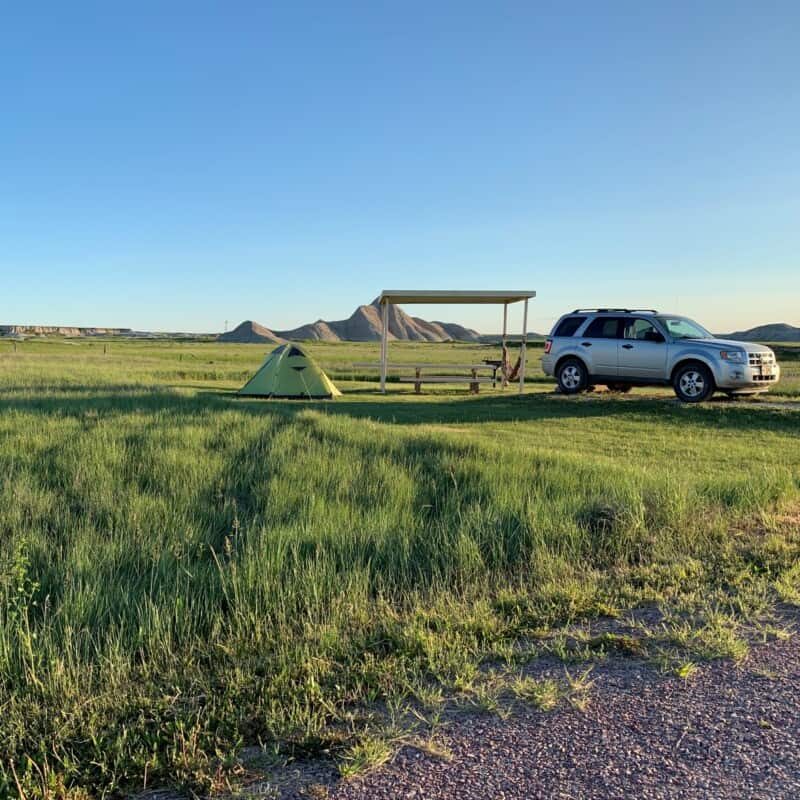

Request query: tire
[
  {"left": 557, "top": 358, "right": 589, "bottom": 395},
  {"left": 673, "top": 362, "right": 714, "bottom": 403},
  {"left": 606, "top": 383, "right": 633, "bottom": 393}
]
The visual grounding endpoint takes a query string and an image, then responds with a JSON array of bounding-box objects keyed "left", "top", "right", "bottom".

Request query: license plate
[{"left": 761, "top": 364, "right": 775, "bottom": 377}]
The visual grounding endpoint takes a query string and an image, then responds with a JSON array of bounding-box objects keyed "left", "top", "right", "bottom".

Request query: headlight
[{"left": 720, "top": 351, "right": 745, "bottom": 362}]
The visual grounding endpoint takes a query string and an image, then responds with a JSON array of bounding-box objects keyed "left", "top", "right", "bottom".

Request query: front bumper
[{"left": 715, "top": 362, "right": 781, "bottom": 392}]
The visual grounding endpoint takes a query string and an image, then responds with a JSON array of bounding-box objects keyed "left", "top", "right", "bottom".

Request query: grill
[
  {"left": 748, "top": 352, "right": 775, "bottom": 366},
  {"left": 747, "top": 351, "right": 778, "bottom": 381}
]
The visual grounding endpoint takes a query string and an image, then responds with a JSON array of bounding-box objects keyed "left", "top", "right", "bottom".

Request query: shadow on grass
[{"left": 0, "top": 384, "right": 797, "bottom": 435}]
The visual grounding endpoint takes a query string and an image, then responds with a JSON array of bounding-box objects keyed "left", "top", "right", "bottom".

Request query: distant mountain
[
  {"left": 269, "top": 299, "right": 482, "bottom": 343},
  {"left": 722, "top": 323, "right": 800, "bottom": 342},
  {"left": 219, "top": 300, "right": 553, "bottom": 344},
  {"left": 217, "top": 320, "right": 284, "bottom": 344},
  {"left": 0, "top": 324, "right": 132, "bottom": 337}
]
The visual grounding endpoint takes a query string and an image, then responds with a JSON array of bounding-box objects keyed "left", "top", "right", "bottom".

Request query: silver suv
[{"left": 541, "top": 309, "right": 781, "bottom": 402}]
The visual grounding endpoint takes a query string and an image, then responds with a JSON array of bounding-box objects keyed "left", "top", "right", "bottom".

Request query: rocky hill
[
  {"left": 270, "top": 299, "right": 482, "bottom": 343},
  {"left": 723, "top": 323, "right": 800, "bottom": 342},
  {"left": 217, "top": 320, "right": 284, "bottom": 344}
]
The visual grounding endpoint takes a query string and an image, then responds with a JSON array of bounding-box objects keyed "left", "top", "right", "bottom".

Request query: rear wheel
[
  {"left": 557, "top": 358, "right": 589, "bottom": 395},
  {"left": 673, "top": 363, "right": 714, "bottom": 403},
  {"left": 606, "top": 383, "right": 632, "bottom": 393}
]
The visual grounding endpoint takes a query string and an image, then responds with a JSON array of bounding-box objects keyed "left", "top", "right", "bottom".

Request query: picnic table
[{"left": 353, "top": 362, "right": 499, "bottom": 394}]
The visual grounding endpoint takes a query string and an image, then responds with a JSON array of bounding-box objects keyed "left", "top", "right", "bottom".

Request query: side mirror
[{"left": 643, "top": 331, "right": 665, "bottom": 343}]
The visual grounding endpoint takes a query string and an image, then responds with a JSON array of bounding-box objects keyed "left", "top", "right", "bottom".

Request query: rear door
[
  {"left": 579, "top": 316, "right": 623, "bottom": 376},
  {"left": 618, "top": 318, "right": 668, "bottom": 378}
]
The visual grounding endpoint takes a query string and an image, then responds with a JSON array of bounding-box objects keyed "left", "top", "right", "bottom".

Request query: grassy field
[{"left": 1, "top": 338, "right": 799, "bottom": 798}]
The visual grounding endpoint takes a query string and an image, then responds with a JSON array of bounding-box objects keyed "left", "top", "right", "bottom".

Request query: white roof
[{"left": 378, "top": 290, "right": 536, "bottom": 305}]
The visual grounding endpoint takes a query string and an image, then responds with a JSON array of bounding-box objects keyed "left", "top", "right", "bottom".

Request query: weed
[
  {"left": 674, "top": 661, "right": 699, "bottom": 680},
  {"left": 509, "top": 676, "right": 563, "bottom": 711},
  {"left": 338, "top": 737, "right": 393, "bottom": 779},
  {"left": 565, "top": 667, "right": 595, "bottom": 711}
]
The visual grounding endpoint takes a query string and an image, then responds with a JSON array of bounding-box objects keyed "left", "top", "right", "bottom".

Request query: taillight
[{"left": 544, "top": 339, "right": 552, "bottom": 354}]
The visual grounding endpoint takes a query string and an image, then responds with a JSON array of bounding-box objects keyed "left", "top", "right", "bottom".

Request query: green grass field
[{"left": 1, "top": 338, "right": 799, "bottom": 798}]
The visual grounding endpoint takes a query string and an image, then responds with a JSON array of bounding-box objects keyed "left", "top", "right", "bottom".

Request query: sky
[{"left": 2, "top": 1, "right": 799, "bottom": 334}]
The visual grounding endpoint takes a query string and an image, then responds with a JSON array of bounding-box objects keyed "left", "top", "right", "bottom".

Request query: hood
[{"left": 686, "top": 338, "right": 774, "bottom": 353}]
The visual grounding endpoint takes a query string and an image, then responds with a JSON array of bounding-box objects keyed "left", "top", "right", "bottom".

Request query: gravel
[{"left": 321, "top": 631, "right": 800, "bottom": 800}]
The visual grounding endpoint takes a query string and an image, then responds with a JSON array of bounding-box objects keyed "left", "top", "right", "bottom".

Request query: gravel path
[{"left": 323, "top": 633, "right": 800, "bottom": 800}]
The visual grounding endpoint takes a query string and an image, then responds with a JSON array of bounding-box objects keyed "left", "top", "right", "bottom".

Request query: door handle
[
  {"left": 580, "top": 342, "right": 592, "bottom": 347},
  {"left": 622, "top": 344, "right": 634, "bottom": 350}
]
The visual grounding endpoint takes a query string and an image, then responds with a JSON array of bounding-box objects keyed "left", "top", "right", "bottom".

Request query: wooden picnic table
[{"left": 353, "top": 362, "right": 498, "bottom": 394}]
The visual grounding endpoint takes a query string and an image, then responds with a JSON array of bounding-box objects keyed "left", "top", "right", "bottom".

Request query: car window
[
  {"left": 656, "top": 316, "right": 712, "bottom": 340},
  {"left": 553, "top": 316, "right": 587, "bottom": 337},
  {"left": 624, "top": 318, "right": 662, "bottom": 341},
  {"left": 583, "top": 317, "right": 623, "bottom": 339}
]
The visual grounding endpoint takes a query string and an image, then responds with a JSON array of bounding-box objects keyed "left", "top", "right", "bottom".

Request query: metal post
[
  {"left": 380, "top": 300, "right": 388, "bottom": 394},
  {"left": 518, "top": 298, "right": 528, "bottom": 395},
  {"left": 501, "top": 303, "right": 508, "bottom": 388}
]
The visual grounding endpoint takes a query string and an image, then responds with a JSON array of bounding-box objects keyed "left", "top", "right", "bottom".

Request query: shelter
[
  {"left": 376, "top": 290, "right": 537, "bottom": 394},
  {"left": 238, "top": 343, "right": 340, "bottom": 399}
]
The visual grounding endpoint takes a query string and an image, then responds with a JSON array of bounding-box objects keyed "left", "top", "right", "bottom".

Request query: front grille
[{"left": 748, "top": 352, "right": 775, "bottom": 366}]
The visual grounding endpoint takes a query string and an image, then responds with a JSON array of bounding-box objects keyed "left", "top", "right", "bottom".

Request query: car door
[
  {"left": 617, "top": 318, "right": 668, "bottom": 378},
  {"left": 578, "top": 316, "right": 622, "bottom": 377}
]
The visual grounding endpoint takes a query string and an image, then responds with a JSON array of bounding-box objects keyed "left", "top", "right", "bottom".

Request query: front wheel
[
  {"left": 673, "top": 363, "right": 714, "bottom": 403},
  {"left": 557, "top": 358, "right": 589, "bottom": 395}
]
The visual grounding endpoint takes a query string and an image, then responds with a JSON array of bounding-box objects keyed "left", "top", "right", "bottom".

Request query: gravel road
[{"left": 320, "top": 631, "right": 800, "bottom": 800}]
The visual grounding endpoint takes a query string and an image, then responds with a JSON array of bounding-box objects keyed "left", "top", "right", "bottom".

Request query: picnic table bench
[{"left": 353, "top": 362, "right": 499, "bottom": 394}]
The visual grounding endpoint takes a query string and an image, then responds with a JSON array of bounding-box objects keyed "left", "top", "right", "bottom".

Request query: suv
[{"left": 541, "top": 309, "right": 781, "bottom": 402}]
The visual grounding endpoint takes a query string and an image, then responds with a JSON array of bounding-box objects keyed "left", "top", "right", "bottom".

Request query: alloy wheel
[
  {"left": 561, "top": 365, "right": 582, "bottom": 390},
  {"left": 679, "top": 370, "right": 705, "bottom": 398}
]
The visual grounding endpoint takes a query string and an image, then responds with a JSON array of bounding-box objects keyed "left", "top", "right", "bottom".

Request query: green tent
[{"left": 238, "top": 343, "right": 341, "bottom": 399}]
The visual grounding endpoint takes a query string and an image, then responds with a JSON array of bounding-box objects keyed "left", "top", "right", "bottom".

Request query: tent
[{"left": 238, "top": 343, "right": 341, "bottom": 399}]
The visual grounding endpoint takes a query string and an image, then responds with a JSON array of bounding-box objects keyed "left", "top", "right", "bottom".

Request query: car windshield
[{"left": 656, "top": 316, "right": 713, "bottom": 340}]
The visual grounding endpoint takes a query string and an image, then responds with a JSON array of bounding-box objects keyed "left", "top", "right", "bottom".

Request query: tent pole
[
  {"left": 380, "top": 300, "right": 388, "bottom": 394},
  {"left": 501, "top": 303, "right": 508, "bottom": 388},
  {"left": 518, "top": 298, "right": 528, "bottom": 395}
]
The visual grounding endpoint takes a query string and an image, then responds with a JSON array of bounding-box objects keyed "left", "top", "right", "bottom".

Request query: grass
[
  {"left": 338, "top": 736, "right": 393, "bottom": 780},
  {"left": 509, "top": 676, "right": 562, "bottom": 710},
  {"left": 0, "top": 338, "right": 798, "bottom": 798}
]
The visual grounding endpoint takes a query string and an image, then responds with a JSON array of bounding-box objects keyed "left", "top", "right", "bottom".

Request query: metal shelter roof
[{"left": 378, "top": 290, "right": 536, "bottom": 305}]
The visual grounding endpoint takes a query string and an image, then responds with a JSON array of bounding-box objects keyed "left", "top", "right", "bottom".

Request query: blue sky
[{"left": 2, "top": 1, "right": 799, "bottom": 334}]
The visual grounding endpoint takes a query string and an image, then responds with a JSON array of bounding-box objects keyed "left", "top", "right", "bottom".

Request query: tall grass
[{"left": 0, "top": 341, "right": 798, "bottom": 797}]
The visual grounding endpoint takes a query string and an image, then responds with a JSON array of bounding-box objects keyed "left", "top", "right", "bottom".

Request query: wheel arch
[
  {"left": 555, "top": 353, "right": 588, "bottom": 377},
  {"left": 670, "top": 357, "right": 716, "bottom": 386}
]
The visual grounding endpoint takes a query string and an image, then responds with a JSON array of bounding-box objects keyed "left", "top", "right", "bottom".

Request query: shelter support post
[
  {"left": 380, "top": 300, "right": 388, "bottom": 394},
  {"left": 501, "top": 303, "right": 508, "bottom": 388},
  {"left": 518, "top": 298, "right": 528, "bottom": 395}
]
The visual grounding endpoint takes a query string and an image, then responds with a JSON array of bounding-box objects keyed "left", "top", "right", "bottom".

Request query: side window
[
  {"left": 553, "top": 316, "right": 587, "bottom": 337},
  {"left": 624, "top": 318, "right": 663, "bottom": 341},
  {"left": 583, "top": 317, "right": 623, "bottom": 339}
]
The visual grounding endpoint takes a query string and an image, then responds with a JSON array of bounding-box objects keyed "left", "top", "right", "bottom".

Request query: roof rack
[{"left": 571, "top": 308, "right": 659, "bottom": 314}]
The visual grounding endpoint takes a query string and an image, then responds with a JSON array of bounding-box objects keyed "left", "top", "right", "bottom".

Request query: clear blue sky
[{"left": 3, "top": 1, "right": 799, "bottom": 334}]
